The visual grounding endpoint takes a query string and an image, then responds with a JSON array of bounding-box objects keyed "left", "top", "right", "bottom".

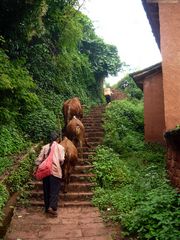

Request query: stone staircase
[
  {"left": 4, "top": 104, "right": 122, "bottom": 240},
  {"left": 111, "top": 89, "right": 126, "bottom": 101},
  {"left": 29, "top": 105, "right": 105, "bottom": 208}
]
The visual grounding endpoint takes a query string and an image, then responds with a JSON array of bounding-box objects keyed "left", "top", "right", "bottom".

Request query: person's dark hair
[{"left": 49, "top": 131, "right": 59, "bottom": 143}]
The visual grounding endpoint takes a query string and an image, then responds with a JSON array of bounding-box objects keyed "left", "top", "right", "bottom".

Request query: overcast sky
[{"left": 81, "top": 0, "right": 162, "bottom": 85}]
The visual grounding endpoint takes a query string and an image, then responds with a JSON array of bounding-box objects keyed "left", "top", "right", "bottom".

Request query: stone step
[
  {"left": 90, "top": 107, "right": 105, "bottom": 112},
  {"left": 74, "top": 165, "right": 93, "bottom": 173},
  {"left": 70, "top": 173, "right": 96, "bottom": 182},
  {"left": 60, "top": 200, "right": 93, "bottom": 207},
  {"left": 82, "top": 119, "right": 103, "bottom": 124},
  {"left": 77, "top": 146, "right": 96, "bottom": 152},
  {"left": 77, "top": 156, "right": 94, "bottom": 162},
  {"left": 30, "top": 191, "right": 93, "bottom": 201},
  {"left": 84, "top": 123, "right": 103, "bottom": 128},
  {"left": 87, "top": 141, "right": 102, "bottom": 147},
  {"left": 66, "top": 182, "right": 96, "bottom": 192},
  {"left": 86, "top": 136, "right": 103, "bottom": 142},
  {"left": 85, "top": 127, "right": 104, "bottom": 131},
  {"left": 84, "top": 123, "right": 103, "bottom": 127},
  {"left": 88, "top": 112, "right": 105, "bottom": 115},
  {"left": 88, "top": 112, "right": 105, "bottom": 116},
  {"left": 84, "top": 119, "right": 103, "bottom": 123},
  {"left": 86, "top": 132, "right": 104, "bottom": 137},
  {"left": 83, "top": 116, "right": 104, "bottom": 120},
  {"left": 85, "top": 113, "right": 104, "bottom": 117},
  {"left": 29, "top": 181, "right": 96, "bottom": 192},
  {"left": 76, "top": 159, "right": 94, "bottom": 166},
  {"left": 78, "top": 152, "right": 95, "bottom": 159},
  {"left": 81, "top": 144, "right": 100, "bottom": 150},
  {"left": 61, "top": 192, "right": 93, "bottom": 201},
  {"left": 29, "top": 200, "right": 93, "bottom": 207},
  {"left": 86, "top": 115, "right": 104, "bottom": 119}
]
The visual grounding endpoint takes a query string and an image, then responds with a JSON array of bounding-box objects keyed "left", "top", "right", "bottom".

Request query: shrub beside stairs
[{"left": 29, "top": 105, "right": 105, "bottom": 208}]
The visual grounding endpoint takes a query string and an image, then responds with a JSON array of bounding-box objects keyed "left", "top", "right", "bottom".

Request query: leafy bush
[
  {"left": 122, "top": 184, "right": 180, "bottom": 240},
  {"left": 0, "top": 48, "right": 40, "bottom": 123},
  {"left": 21, "top": 107, "right": 58, "bottom": 142},
  {"left": 0, "top": 124, "right": 27, "bottom": 157},
  {"left": 103, "top": 99, "right": 144, "bottom": 154},
  {"left": 7, "top": 152, "right": 36, "bottom": 193},
  {"left": 92, "top": 187, "right": 114, "bottom": 210},
  {"left": 92, "top": 146, "right": 131, "bottom": 188},
  {"left": 0, "top": 157, "right": 13, "bottom": 175}
]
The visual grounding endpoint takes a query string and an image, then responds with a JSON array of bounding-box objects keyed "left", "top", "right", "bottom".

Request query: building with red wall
[
  {"left": 131, "top": 1, "right": 180, "bottom": 189},
  {"left": 130, "top": 63, "right": 165, "bottom": 144}
]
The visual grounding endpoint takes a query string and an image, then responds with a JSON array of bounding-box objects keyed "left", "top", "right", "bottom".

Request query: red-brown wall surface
[
  {"left": 159, "top": 3, "right": 180, "bottom": 189},
  {"left": 167, "top": 147, "right": 180, "bottom": 189},
  {"left": 159, "top": 3, "right": 180, "bottom": 130},
  {"left": 143, "top": 72, "right": 165, "bottom": 143}
]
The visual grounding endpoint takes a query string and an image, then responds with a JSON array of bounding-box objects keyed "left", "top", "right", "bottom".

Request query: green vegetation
[
  {"left": 7, "top": 152, "right": 36, "bottom": 193},
  {"left": 103, "top": 99, "right": 144, "bottom": 154},
  {"left": 0, "top": 0, "right": 121, "bottom": 160},
  {"left": 0, "top": 123, "right": 28, "bottom": 157},
  {"left": 0, "top": 150, "right": 37, "bottom": 220},
  {"left": 116, "top": 74, "right": 143, "bottom": 100},
  {"left": 92, "top": 99, "right": 180, "bottom": 240},
  {"left": 0, "top": 0, "right": 122, "bottom": 221},
  {"left": 21, "top": 108, "right": 58, "bottom": 142},
  {"left": 0, "top": 184, "right": 9, "bottom": 220},
  {"left": 0, "top": 0, "right": 121, "bottom": 148},
  {"left": 0, "top": 157, "right": 13, "bottom": 176}
]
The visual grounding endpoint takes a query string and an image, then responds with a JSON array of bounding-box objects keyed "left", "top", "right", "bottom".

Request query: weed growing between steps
[{"left": 92, "top": 99, "right": 180, "bottom": 240}]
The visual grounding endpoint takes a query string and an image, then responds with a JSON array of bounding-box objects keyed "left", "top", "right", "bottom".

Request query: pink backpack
[{"left": 35, "top": 142, "right": 56, "bottom": 180}]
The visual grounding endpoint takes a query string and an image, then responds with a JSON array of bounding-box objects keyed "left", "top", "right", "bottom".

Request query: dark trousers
[
  {"left": 43, "top": 175, "right": 61, "bottom": 211},
  {"left": 105, "top": 95, "right": 111, "bottom": 104}
]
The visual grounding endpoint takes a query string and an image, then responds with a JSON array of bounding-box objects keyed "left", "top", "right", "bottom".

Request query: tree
[
  {"left": 79, "top": 15, "right": 122, "bottom": 81},
  {"left": 0, "top": 48, "right": 40, "bottom": 124},
  {"left": 117, "top": 75, "right": 143, "bottom": 100}
]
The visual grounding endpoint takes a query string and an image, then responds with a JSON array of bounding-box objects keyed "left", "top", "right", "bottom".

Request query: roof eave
[
  {"left": 130, "top": 62, "right": 162, "bottom": 90},
  {"left": 141, "top": 0, "right": 160, "bottom": 49}
]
